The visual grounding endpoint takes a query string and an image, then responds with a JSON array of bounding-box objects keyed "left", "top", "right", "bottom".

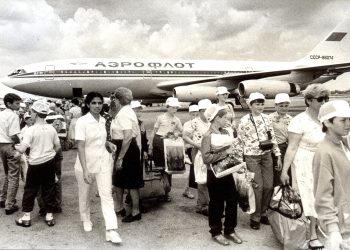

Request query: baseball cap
[
  {"left": 189, "top": 104, "right": 199, "bottom": 112},
  {"left": 216, "top": 86, "right": 230, "bottom": 95},
  {"left": 318, "top": 100, "right": 350, "bottom": 123},
  {"left": 24, "top": 98, "right": 33, "bottom": 104},
  {"left": 198, "top": 99, "right": 212, "bottom": 110},
  {"left": 275, "top": 93, "right": 291, "bottom": 104},
  {"left": 55, "top": 99, "right": 62, "bottom": 105},
  {"left": 166, "top": 97, "right": 180, "bottom": 107},
  {"left": 20, "top": 103, "right": 26, "bottom": 108},
  {"left": 131, "top": 100, "right": 143, "bottom": 109},
  {"left": 32, "top": 100, "right": 49, "bottom": 115},
  {"left": 204, "top": 104, "right": 225, "bottom": 122},
  {"left": 248, "top": 92, "right": 265, "bottom": 104}
]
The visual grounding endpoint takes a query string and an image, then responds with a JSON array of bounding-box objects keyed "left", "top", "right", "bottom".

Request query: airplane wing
[{"left": 156, "top": 62, "right": 350, "bottom": 90}]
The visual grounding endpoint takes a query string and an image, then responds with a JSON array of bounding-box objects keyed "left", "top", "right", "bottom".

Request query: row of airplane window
[{"left": 32, "top": 70, "right": 247, "bottom": 75}]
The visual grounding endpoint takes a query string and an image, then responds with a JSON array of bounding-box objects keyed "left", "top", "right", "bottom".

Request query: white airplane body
[{"left": 3, "top": 19, "right": 350, "bottom": 104}]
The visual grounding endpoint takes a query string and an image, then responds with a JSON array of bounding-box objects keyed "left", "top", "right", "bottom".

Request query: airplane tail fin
[{"left": 297, "top": 19, "right": 350, "bottom": 66}]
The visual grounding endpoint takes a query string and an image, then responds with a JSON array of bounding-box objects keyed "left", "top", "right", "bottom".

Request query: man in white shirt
[{"left": 0, "top": 93, "right": 22, "bottom": 214}]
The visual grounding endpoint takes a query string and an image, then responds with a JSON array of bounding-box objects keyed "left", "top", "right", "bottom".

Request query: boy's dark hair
[
  {"left": 322, "top": 117, "right": 334, "bottom": 132},
  {"left": 71, "top": 98, "right": 80, "bottom": 106},
  {"left": 4, "top": 93, "right": 22, "bottom": 108}
]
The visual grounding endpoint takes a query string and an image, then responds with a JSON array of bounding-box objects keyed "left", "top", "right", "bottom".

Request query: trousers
[
  {"left": 75, "top": 169, "right": 118, "bottom": 230},
  {"left": 22, "top": 158, "right": 56, "bottom": 212},
  {"left": 245, "top": 152, "right": 273, "bottom": 222},
  {"left": 0, "top": 143, "right": 21, "bottom": 209},
  {"left": 207, "top": 169, "right": 238, "bottom": 237}
]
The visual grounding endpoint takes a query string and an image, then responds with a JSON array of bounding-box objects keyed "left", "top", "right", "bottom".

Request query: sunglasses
[{"left": 312, "top": 96, "right": 329, "bottom": 103}]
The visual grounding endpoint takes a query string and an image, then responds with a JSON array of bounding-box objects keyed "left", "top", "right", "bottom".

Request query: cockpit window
[{"left": 8, "top": 69, "right": 26, "bottom": 76}]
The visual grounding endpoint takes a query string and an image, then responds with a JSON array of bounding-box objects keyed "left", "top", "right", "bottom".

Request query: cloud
[{"left": 1, "top": 0, "right": 350, "bottom": 79}]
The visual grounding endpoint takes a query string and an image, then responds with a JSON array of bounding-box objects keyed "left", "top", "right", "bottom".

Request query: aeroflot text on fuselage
[{"left": 95, "top": 61, "right": 195, "bottom": 69}]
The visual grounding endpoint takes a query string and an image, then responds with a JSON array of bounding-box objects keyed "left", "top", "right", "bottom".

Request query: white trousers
[{"left": 75, "top": 169, "right": 118, "bottom": 230}]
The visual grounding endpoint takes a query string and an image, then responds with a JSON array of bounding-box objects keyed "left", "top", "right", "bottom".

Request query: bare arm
[
  {"left": 280, "top": 131, "right": 303, "bottom": 184},
  {"left": 76, "top": 140, "right": 92, "bottom": 184},
  {"left": 115, "top": 129, "right": 133, "bottom": 170}
]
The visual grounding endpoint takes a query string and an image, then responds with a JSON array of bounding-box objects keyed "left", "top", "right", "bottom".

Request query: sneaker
[
  {"left": 106, "top": 230, "right": 122, "bottom": 244},
  {"left": 83, "top": 221, "right": 93, "bottom": 232}
]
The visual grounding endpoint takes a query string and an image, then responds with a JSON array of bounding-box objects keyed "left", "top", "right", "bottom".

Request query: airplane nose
[{"left": 1, "top": 76, "right": 16, "bottom": 88}]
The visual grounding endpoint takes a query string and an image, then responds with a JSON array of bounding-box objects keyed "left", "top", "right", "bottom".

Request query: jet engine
[
  {"left": 173, "top": 86, "right": 217, "bottom": 102},
  {"left": 238, "top": 80, "right": 300, "bottom": 98}
]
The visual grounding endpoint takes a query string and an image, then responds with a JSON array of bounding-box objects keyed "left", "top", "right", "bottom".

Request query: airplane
[{"left": 2, "top": 19, "right": 350, "bottom": 107}]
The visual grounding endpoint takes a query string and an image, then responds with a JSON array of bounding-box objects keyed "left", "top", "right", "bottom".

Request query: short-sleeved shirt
[
  {"left": 183, "top": 117, "right": 210, "bottom": 144},
  {"left": 0, "top": 108, "right": 20, "bottom": 143},
  {"left": 22, "top": 124, "right": 60, "bottom": 165},
  {"left": 69, "top": 106, "right": 82, "bottom": 118},
  {"left": 288, "top": 111, "right": 325, "bottom": 152},
  {"left": 238, "top": 113, "right": 280, "bottom": 156},
  {"left": 154, "top": 113, "right": 182, "bottom": 137},
  {"left": 74, "top": 113, "right": 112, "bottom": 173},
  {"left": 111, "top": 105, "right": 140, "bottom": 139},
  {"left": 269, "top": 112, "right": 293, "bottom": 144}
]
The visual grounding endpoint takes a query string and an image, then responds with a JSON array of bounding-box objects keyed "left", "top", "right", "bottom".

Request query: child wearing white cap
[
  {"left": 269, "top": 93, "right": 293, "bottom": 186},
  {"left": 183, "top": 99, "right": 212, "bottom": 214},
  {"left": 216, "top": 86, "right": 236, "bottom": 129},
  {"left": 237, "top": 92, "right": 281, "bottom": 230},
  {"left": 182, "top": 103, "right": 199, "bottom": 200},
  {"left": 14, "top": 100, "right": 61, "bottom": 228},
  {"left": 149, "top": 97, "right": 183, "bottom": 201},
  {"left": 313, "top": 100, "right": 350, "bottom": 250}
]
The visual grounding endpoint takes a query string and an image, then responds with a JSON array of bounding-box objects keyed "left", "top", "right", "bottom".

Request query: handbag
[
  {"left": 269, "top": 185, "right": 303, "bottom": 220},
  {"left": 233, "top": 167, "right": 256, "bottom": 214}
]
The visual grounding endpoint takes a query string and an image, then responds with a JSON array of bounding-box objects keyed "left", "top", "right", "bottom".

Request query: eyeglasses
[{"left": 312, "top": 96, "right": 329, "bottom": 103}]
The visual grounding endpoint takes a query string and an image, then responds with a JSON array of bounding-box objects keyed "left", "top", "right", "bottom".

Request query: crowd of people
[{"left": 1, "top": 83, "right": 350, "bottom": 249}]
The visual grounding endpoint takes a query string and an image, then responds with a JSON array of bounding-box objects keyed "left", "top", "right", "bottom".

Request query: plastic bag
[
  {"left": 232, "top": 166, "right": 256, "bottom": 214},
  {"left": 268, "top": 210, "right": 310, "bottom": 250},
  {"left": 269, "top": 185, "right": 303, "bottom": 220},
  {"left": 163, "top": 138, "right": 186, "bottom": 174},
  {"left": 194, "top": 152, "right": 207, "bottom": 184}
]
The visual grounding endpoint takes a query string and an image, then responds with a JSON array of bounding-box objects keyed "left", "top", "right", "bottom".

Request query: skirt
[
  {"left": 291, "top": 147, "right": 318, "bottom": 218},
  {"left": 112, "top": 138, "right": 144, "bottom": 189}
]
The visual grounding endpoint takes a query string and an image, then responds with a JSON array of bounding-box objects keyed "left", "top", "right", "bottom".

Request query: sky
[{"left": 1, "top": 0, "right": 350, "bottom": 96}]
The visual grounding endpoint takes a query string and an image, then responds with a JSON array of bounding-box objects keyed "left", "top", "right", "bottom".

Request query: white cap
[
  {"left": 32, "top": 100, "right": 49, "bottom": 115},
  {"left": 166, "top": 97, "right": 180, "bottom": 107},
  {"left": 216, "top": 86, "right": 230, "bottom": 95},
  {"left": 275, "top": 93, "right": 291, "bottom": 104},
  {"left": 24, "top": 112, "right": 31, "bottom": 119},
  {"left": 198, "top": 99, "right": 212, "bottom": 110},
  {"left": 189, "top": 105, "right": 199, "bottom": 112},
  {"left": 204, "top": 104, "right": 225, "bottom": 122},
  {"left": 55, "top": 99, "right": 62, "bottom": 105},
  {"left": 318, "top": 100, "right": 350, "bottom": 123},
  {"left": 131, "top": 100, "right": 143, "bottom": 109},
  {"left": 20, "top": 103, "right": 26, "bottom": 108},
  {"left": 248, "top": 92, "right": 265, "bottom": 104}
]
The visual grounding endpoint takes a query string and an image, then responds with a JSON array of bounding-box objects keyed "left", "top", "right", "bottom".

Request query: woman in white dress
[{"left": 281, "top": 84, "right": 330, "bottom": 250}]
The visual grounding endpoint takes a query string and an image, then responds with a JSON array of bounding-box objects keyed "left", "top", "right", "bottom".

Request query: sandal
[{"left": 308, "top": 238, "right": 324, "bottom": 250}]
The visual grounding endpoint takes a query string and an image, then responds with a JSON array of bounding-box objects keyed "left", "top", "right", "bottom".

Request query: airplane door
[
  {"left": 45, "top": 65, "right": 55, "bottom": 80},
  {"left": 143, "top": 70, "right": 152, "bottom": 79}
]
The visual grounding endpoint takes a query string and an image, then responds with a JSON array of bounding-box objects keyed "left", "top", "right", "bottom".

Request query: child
[
  {"left": 14, "top": 100, "right": 61, "bottom": 227},
  {"left": 314, "top": 100, "right": 350, "bottom": 249}
]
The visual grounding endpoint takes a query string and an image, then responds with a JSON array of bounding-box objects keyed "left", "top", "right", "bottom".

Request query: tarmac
[{"left": 3, "top": 95, "right": 349, "bottom": 249}]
